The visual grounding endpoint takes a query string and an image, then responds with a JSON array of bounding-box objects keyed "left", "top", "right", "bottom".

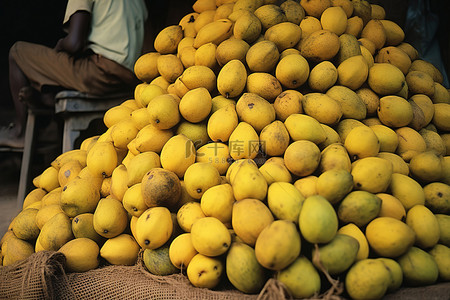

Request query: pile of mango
[{"left": 1, "top": 0, "right": 450, "bottom": 299}]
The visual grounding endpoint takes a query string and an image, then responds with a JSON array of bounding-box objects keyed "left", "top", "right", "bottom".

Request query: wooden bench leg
[
  {"left": 17, "top": 110, "right": 36, "bottom": 208},
  {"left": 62, "top": 113, "right": 104, "bottom": 153},
  {"left": 62, "top": 118, "right": 79, "bottom": 153}
]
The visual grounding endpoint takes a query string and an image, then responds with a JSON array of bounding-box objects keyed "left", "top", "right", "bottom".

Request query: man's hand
[
  {"left": 54, "top": 38, "right": 65, "bottom": 52},
  {"left": 54, "top": 10, "right": 91, "bottom": 55}
]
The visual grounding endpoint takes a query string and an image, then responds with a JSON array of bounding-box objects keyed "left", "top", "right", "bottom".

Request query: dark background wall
[
  {"left": 0, "top": 0, "right": 196, "bottom": 113},
  {"left": 0, "top": 0, "right": 195, "bottom": 183},
  {"left": 371, "top": 0, "right": 450, "bottom": 87},
  {"left": 0, "top": 0, "right": 448, "bottom": 112},
  {"left": 0, "top": 0, "right": 67, "bottom": 110}
]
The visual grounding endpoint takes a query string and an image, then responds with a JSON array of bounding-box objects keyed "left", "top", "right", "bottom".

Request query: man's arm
[{"left": 55, "top": 10, "right": 91, "bottom": 55}]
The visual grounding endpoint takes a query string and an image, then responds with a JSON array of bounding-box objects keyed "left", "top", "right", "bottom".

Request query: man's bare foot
[{"left": 0, "top": 123, "right": 25, "bottom": 148}]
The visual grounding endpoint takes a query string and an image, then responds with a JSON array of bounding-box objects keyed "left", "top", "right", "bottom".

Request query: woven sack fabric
[{"left": 1, "top": 251, "right": 449, "bottom": 300}]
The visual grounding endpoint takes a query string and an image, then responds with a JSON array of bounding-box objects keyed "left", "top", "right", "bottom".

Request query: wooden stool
[
  {"left": 55, "top": 90, "right": 132, "bottom": 153},
  {"left": 17, "top": 90, "right": 132, "bottom": 206},
  {"left": 16, "top": 107, "right": 56, "bottom": 208}
]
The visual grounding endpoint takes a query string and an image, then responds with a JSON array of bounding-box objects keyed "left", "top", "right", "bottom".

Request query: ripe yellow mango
[
  {"left": 259, "top": 120, "right": 290, "bottom": 157},
  {"left": 264, "top": 22, "right": 302, "bottom": 52},
  {"left": 284, "top": 140, "right": 321, "bottom": 177},
  {"left": 302, "top": 93, "right": 342, "bottom": 126},
  {"left": 326, "top": 85, "right": 367, "bottom": 120},
  {"left": 312, "top": 233, "right": 359, "bottom": 275},
  {"left": 191, "top": 217, "right": 231, "bottom": 257},
  {"left": 267, "top": 182, "right": 305, "bottom": 223},
  {"left": 299, "top": 195, "right": 338, "bottom": 244},
  {"left": 338, "top": 191, "right": 382, "bottom": 227},
  {"left": 337, "top": 55, "right": 369, "bottom": 90},
  {"left": 231, "top": 198, "right": 274, "bottom": 246},
  {"left": 428, "top": 244, "right": 450, "bottom": 281},
  {"left": 368, "top": 63, "right": 406, "bottom": 95},
  {"left": 59, "top": 238, "right": 100, "bottom": 272},
  {"left": 365, "top": 217, "right": 415, "bottom": 257},
  {"left": 316, "top": 168, "right": 353, "bottom": 204},
  {"left": 345, "top": 259, "right": 391, "bottom": 300},
  {"left": 406, "top": 204, "right": 440, "bottom": 249},
  {"left": 338, "top": 223, "right": 370, "bottom": 261},
  {"left": 236, "top": 93, "right": 276, "bottom": 132},
  {"left": 397, "top": 246, "right": 439, "bottom": 286},
  {"left": 352, "top": 157, "right": 393, "bottom": 194},
  {"left": 276, "top": 256, "right": 321, "bottom": 299},
  {"left": 226, "top": 242, "right": 268, "bottom": 294},
  {"left": 255, "top": 220, "right": 301, "bottom": 270},
  {"left": 300, "top": 30, "right": 340, "bottom": 62},
  {"left": 217, "top": 59, "right": 247, "bottom": 98},
  {"left": 389, "top": 173, "right": 425, "bottom": 210}
]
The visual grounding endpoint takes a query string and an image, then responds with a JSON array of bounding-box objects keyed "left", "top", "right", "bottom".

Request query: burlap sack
[
  {"left": 0, "top": 251, "right": 66, "bottom": 299},
  {"left": 0, "top": 251, "right": 291, "bottom": 300},
  {"left": 1, "top": 251, "right": 449, "bottom": 300},
  {"left": 53, "top": 259, "right": 260, "bottom": 300},
  {"left": 383, "top": 283, "right": 450, "bottom": 300}
]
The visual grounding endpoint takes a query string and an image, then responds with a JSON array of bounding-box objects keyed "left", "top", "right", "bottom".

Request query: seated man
[{"left": 0, "top": 0, "right": 148, "bottom": 148}]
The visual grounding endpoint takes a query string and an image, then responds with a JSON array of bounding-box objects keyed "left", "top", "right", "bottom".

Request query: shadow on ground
[{"left": 0, "top": 151, "right": 21, "bottom": 238}]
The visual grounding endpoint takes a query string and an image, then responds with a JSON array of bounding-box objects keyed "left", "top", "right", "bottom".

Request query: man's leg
[
  {"left": 0, "top": 46, "right": 32, "bottom": 147},
  {"left": 1, "top": 41, "right": 64, "bottom": 148}
]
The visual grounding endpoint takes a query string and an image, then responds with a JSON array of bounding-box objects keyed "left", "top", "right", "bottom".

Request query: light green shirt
[{"left": 64, "top": 0, "right": 148, "bottom": 71}]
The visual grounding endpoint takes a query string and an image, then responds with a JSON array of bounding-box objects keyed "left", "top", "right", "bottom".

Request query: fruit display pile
[{"left": 1, "top": 0, "right": 450, "bottom": 298}]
